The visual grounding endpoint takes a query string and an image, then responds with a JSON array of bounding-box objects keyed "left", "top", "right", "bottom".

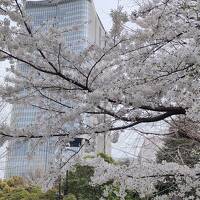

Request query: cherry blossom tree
[{"left": 0, "top": 0, "right": 199, "bottom": 199}]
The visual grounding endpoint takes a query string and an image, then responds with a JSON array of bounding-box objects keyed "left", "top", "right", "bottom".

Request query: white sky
[
  {"left": 94, "top": 0, "right": 137, "bottom": 30},
  {"left": 94, "top": 0, "right": 118, "bottom": 30}
]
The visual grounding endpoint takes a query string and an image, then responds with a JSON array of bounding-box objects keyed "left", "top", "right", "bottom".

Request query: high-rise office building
[{"left": 5, "top": 0, "right": 110, "bottom": 179}]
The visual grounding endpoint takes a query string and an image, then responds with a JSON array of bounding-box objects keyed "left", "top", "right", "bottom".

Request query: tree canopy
[
  {"left": 0, "top": 0, "right": 199, "bottom": 199},
  {"left": 0, "top": 0, "right": 199, "bottom": 142}
]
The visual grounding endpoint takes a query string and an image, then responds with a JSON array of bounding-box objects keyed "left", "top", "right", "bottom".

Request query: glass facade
[
  {"left": 5, "top": 0, "right": 105, "bottom": 178},
  {"left": 27, "top": 0, "right": 89, "bottom": 51}
]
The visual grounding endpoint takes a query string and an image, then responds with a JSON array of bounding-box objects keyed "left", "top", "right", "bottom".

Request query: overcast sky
[
  {"left": 94, "top": 0, "right": 118, "bottom": 30},
  {"left": 91, "top": 0, "right": 135, "bottom": 30}
]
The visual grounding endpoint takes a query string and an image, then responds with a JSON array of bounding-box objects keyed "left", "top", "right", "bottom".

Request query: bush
[
  {"left": 64, "top": 194, "right": 77, "bottom": 200},
  {"left": 0, "top": 177, "right": 56, "bottom": 200}
]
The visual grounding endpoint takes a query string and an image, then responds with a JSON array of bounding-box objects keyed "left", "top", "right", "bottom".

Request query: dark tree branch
[
  {"left": 32, "top": 85, "right": 72, "bottom": 109},
  {"left": 139, "top": 106, "right": 186, "bottom": 113},
  {"left": 86, "top": 40, "right": 124, "bottom": 88},
  {"left": 0, "top": 132, "right": 69, "bottom": 139},
  {"left": 0, "top": 107, "right": 186, "bottom": 139},
  {"left": 107, "top": 109, "right": 186, "bottom": 132},
  {"left": 14, "top": 0, "right": 32, "bottom": 35},
  {"left": 14, "top": 0, "right": 90, "bottom": 91},
  {"left": 0, "top": 7, "right": 6, "bottom": 13},
  {"left": 0, "top": 49, "right": 90, "bottom": 91},
  {"left": 31, "top": 104, "right": 65, "bottom": 114},
  {"left": 95, "top": 105, "right": 186, "bottom": 123}
]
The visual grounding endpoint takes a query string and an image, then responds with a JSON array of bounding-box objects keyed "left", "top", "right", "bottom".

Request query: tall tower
[{"left": 5, "top": 0, "right": 108, "bottom": 179}]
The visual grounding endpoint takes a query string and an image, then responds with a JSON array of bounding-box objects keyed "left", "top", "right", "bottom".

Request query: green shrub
[{"left": 64, "top": 194, "right": 77, "bottom": 200}]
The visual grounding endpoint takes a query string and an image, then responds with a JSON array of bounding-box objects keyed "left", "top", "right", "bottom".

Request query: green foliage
[
  {"left": 155, "top": 120, "right": 200, "bottom": 198},
  {"left": 101, "top": 184, "right": 139, "bottom": 200},
  {"left": 0, "top": 155, "right": 140, "bottom": 200},
  {"left": 61, "top": 155, "right": 139, "bottom": 200},
  {"left": 156, "top": 118, "right": 200, "bottom": 167},
  {"left": 63, "top": 194, "right": 77, "bottom": 200},
  {"left": 6, "top": 176, "right": 25, "bottom": 188},
  {"left": 156, "top": 135, "right": 200, "bottom": 167},
  {"left": 97, "top": 153, "right": 116, "bottom": 164},
  {"left": 0, "top": 177, "right": 56, "bottom": 200},
  {"left": 154, "top": 178, "right": 177, "bottom": 197},
  {"left": 63, "top": 165, "right": 102, "bottom": 200},
  {"left": 39, "top": 189, "right": 57, "bottom": 200}
]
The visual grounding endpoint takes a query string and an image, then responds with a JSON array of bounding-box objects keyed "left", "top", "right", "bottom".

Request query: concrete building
[
  {"left": 137, "top": 136, "right": 163, "bottom": 164},
  {"left": 5, "top": 0, "right": 110, "bottom": 178},
  {"left": 137, "top": 122, "right": 168, "bottom": 164}
]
